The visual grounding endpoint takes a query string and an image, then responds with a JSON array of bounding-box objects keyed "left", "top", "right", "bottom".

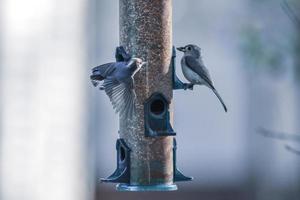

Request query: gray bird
[
  {"left": 177, "top": 44, "right": 227, "bottom": 112},
  {"left": 90, "top": 57, "right": 147, "bottom": 118}
]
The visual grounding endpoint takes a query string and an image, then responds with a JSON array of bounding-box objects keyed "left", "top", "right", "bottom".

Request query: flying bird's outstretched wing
[
  {"left": 102, "top": 78, "right": 136, "bottom": 118},
  {"left": 185, "top": 56, "right": 227, "bottom": 112}
]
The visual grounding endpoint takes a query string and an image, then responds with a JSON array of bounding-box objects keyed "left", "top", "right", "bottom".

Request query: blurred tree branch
[
  {"left": 285, "top": 145, "right": 300, "bottom": 155},
  {"left": 253, "top": 1, "right": 300, "bottom": 157},
  {"left": 281, "top": 0, "right": 300, "bottom": 30},
  {"left": 258, "top": 127, "right": 300, "bottom": 142},
  {"left": 258, "top": 127, "right": 300, "bottom": 156}
]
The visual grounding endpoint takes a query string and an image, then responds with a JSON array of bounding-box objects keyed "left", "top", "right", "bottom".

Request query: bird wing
[
  {"left": 184, "top": 56, "right": 214, "bottom": 89},
  {"left": 90, "top": 62, "right": 116, "bottom": 86},
  {"left": 185, "top": 56, "right": 227, "bottom": 112},
  {"left": 102, "top": 77, "right": 136, "bottom": 118}
]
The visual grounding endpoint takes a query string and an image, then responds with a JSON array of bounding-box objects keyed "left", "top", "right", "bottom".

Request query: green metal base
[{"left": 116, "top": 183, "right": 178, "bottom": 191}]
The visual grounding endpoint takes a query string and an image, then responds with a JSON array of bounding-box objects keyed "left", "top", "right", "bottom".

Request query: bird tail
[
  {"left": 211, "top": 88, "right": 227, "bottom": 112},
  {"left": 90, "top": 63, "right": 115, "bottom": 87}
]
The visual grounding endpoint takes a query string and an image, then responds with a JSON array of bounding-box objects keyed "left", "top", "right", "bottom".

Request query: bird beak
[{"left": 176, "top": 46, "right": 186, "bottom": 52}]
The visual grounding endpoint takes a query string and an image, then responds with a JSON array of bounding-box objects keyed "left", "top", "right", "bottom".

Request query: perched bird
[
  {"left": 177, "top": 44, "right": 227, "bottom": 112},
  {"left": 90, "top": 57, "right": 147, "bottom": 118}
]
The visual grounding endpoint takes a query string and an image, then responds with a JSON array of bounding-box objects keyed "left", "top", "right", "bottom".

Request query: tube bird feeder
[{"left": 101, "top": 0, "right": 192, "bottom": 191}]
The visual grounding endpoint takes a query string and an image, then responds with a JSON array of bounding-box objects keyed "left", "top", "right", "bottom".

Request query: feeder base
[{"left": 116, "top": 183, "right": 178, "bottom": 191}]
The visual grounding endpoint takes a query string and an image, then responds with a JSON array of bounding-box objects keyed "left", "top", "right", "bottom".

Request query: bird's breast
[{"left": 115, "top": 68, "right": 132, "bottom": 83}]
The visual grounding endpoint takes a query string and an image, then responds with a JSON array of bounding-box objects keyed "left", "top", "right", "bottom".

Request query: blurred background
[{"left": 1, "top": 0, "right": 300, "bottom": 199}]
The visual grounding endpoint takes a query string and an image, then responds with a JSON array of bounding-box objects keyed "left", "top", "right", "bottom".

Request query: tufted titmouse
[
  {"left": 91, "top": 57, "right": 147, "bottom": 118},
  {"left": 177, "top": 44, "right": 227, "bottom": 112}
]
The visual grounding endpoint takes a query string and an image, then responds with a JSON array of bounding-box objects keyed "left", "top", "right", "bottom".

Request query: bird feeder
[{"left": 100, "top": 0, "right": 192, "bottom": 191}]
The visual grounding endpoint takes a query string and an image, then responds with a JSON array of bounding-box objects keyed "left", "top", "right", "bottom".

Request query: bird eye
[{"left": 187, "top": 46, "right": 191, "bottom": 51}]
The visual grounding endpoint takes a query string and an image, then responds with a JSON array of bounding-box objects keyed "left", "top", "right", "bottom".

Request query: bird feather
[{"left": 102, "top": 78, "right": 136, "bottom": 118}]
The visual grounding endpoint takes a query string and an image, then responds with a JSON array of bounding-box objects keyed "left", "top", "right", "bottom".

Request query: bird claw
[
  {"left": 187, "top": 83, "right": 194, "bottom": 90},
  {"left": 183, "top": 83, "right": 194, "bottom": 90}
]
